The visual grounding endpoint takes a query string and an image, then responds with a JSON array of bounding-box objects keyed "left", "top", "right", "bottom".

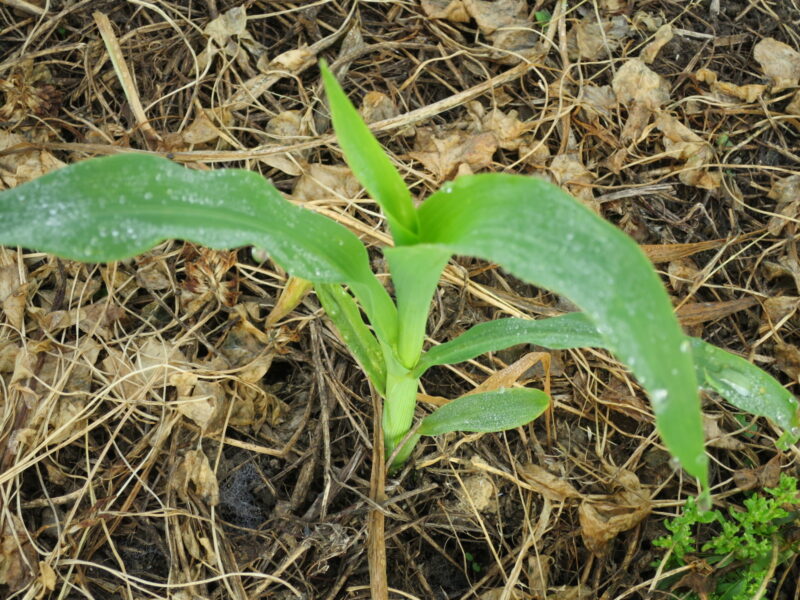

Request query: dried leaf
[
  {"left": 550, "top": 154, "right": 595, "bottom": 207},
  {"left": 135, "top": 256, "right": 172, "bottom": 291},
  {"left": 182, "top": 106, "right": 232, "bottom": 146},
  {"left": 171, "top": 450, "right": 219, "bottom": 506},
  {"left": 754, "top": 37, "right": 800, "bottom": 92},
  {"left": 28, "top": 340, "right": 101, "bottom": 444},
  {"left": 547, "top": 584, "right": 594, "bottom": 600},
  {"left": 641, "top": 239, "right": 725, "bottom": 264},
  {"left": 37, "top": 300, "right": 124, "bottom": 340},
  {"left": 0, "top": 129, "right": 64, "bottom": 188},
  {"left": 259, "top": 45, "right": 314, "bottom": 74},
  {"left": 668, "top": 257, "right": 699, "bottom": 292},
  {"left": 613, "top": 58, "right": 670, "bottom": 110},
  {"left": 456, "top": 474, "right": 497, "bottom": 513},
  {"left": 767, "top": 174, "right": 800, "bottom": 235},
  {"left": 410, "top": 127, "right": 497, "bottom": 181},
  {"left": 0, "top": 341, "right": 17, "bottom": 373},
  {"left": 517, "top": 136, "right": 551, "bottom": 166},
  {"left": 169, "top": 371, "right": 224, "bottom": 431},
  {"left": 760, "top": 296, "right": 799, "bottom": 335},
  {"left": 675, "top": 297, "right": 757, "bottom": 327},
  {"left": 733, "top": 454, "right": 782, "bottom": 491},
  {"left": 293, "top": 163, "right": 362, "bottom": 201},
  {"left": 703, "top": 414, "right": 744, "bottom": 450},
  {"left": 260, "top": 110, "right": 308, "bottom": 176},
  {"left": 641, "top": 24, "right": 673, "bottom": 63},
  {"left": 600, "top": 0, "right": 626, "bottom": 11},
  {"left": 695, "top": 68, "right": 765, "bottom": 103},
  {"left": 578, "top": 469, "right": 650, "bottom": 556},
  {"left": 476, "top": 104, "right": 533, "bottom": 150},
  {"left": 519, "top": 463, "right": 581, "bottom": 502},
  {"left": 462, "top": 0, "right": 539, "bottom": 63},
  {"left": 463, "top": 0, "right": 525, "bottom": 35},
  {"left": 359, "top": 91, "right": 398, "bottom": 123},
  {"left": 580, "top": 84, "right": 617, "bottom": 120},
  {"left": 775, "top": 341, "right": 800, "bottom": 382},
  {"left": 102, "top": 338, "right": 188, "bottom": 399},
  {"left": 569, "top": 16, "right": 629, "bottom": 60},
  {"left": 204, "top": 5, "right": 249, "bottom": 47},
  {"left": 655, "top": 114, "right": 720, "bottom": 189},
  {"left": 38, "top": 561, "right": 56, "bottom": 592},
  {"left": 420, "top": 0, "right": 469, "bottom": 22},
  {"left": 527, "top": 554, "right": 552, "bottom": 599},
  {"left": 672, "top": 570, "right": 715, "bottom": 598},
  {"left": 0, "top": 255, "right": 25, "bottom": 329},
  {"left": 787, "top": 90, "right": 800, "bottom": 115},
  {"left": 612, "top": 59, "right": 670, "bottom": 141},
  {"left": 0, "top": 513, "right": 36, "bottom": 591},
  {"left": 632, "top": 11, "right": 663, "bottom": 32}
]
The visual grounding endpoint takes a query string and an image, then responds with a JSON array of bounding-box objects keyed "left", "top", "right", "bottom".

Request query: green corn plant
[{"left": 0, "top": 62, "right": 797, "bottom": 488}]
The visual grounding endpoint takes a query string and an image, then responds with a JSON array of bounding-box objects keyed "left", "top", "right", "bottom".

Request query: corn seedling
[{"left": 0, "top": 62, "right": 797, "bottom": 490}]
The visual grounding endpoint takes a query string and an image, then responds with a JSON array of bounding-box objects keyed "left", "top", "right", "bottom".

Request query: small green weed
[{"left": 654, "top": 473, "right": 800, "bottom": 599}]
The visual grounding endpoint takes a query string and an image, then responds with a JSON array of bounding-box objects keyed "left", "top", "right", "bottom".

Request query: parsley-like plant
[{"left": 654, "top": 473, "right": 800, "bottom": 599}]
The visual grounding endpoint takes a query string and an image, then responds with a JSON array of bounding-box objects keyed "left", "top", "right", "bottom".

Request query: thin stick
[
  {"left": 93, "top": 11, "right": 162, "bottom": 145},
  {"left": 0, "top": 0, "right": 43, "bottom": 15},
  {"left": 368, "top": 391, "right": 389, "bottom": 600}
]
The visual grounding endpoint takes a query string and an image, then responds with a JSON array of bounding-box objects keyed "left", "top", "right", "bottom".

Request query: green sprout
[
  {"left": 0, "top": 62, "right": 797, "bottom": 484},
  {"left": 534, "top": 10, "right": 551, "bottom": 28}
]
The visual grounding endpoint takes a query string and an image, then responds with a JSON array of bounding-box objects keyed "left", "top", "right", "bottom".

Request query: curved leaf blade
[
  {"left": 413, "top": 313, "right": 603, "bottom": 377},
  {"left": 385, "top": 244, "right": 451, "bottom": 367},
  {"left": 417, "top": 174, "right": 706, "bottom": 483},
  {"left": 690, "top": 338, "right": 800, "bottom": 445},
  {"left": 417, "top": 388, "right": 550, "bottom": 436},
  {"left": 0, "top": 153, "right": 399, "bottom": 342},
  {"left": 320, "top": 61, "right": 419, "bottom": 245},
  {"left": 1, "top": 154, "right": 358, "bottom": 273},
  {"left": 316, "top": 283, "right": 387, "bottom": 394}
]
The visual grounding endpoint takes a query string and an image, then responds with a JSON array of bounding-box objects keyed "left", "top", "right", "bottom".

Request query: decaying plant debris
[{"left": 0, "top": 1, "right": 799, "bottom": 598}]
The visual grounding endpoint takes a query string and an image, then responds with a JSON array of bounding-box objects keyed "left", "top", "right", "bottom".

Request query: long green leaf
[
  {"left": 320, "top": 60, "right": 420, "bottom": 246},
  {"left": 384, "top": 245, "right": 451, "bottom": 368},
  {"left": 316, "top": 283, "right": 387, "bottom": 393},
  {"left": 417, "top": 174, "right": 707, "bottom": 483},
  {"left": 0, "top": 153, "right": 399, "bottom": 343},
  {"left": 417, "top": 388, "right": 550, "bottom": 436},
  {"left": 413, "top": 313, "right": 604, "bottom": 377},
  {"left": 690, "top": 338, "right": 800, "bottom": 444},
  {"left": 414, "top": 311, "right": 800, "bottom": 448}
]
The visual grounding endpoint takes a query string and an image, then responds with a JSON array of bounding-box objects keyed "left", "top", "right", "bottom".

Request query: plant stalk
[{"left": 382, "top": 357, "right": 420, "bottom": 468}]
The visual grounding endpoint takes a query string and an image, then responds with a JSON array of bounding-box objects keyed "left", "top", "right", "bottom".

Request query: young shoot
[{"left": 0, "top": 62, "right": 797, "bottom": 490}]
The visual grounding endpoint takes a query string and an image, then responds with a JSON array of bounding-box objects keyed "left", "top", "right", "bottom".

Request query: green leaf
[
  {"left": 417, "top": 174, "right": 706, "bottom": 483},
  {"left": 413, "top": 313, "right": 604, "bottom": 377},
  {"left": 384, "top": 245, "right": 451, "bottom": 368},
  {"left": 417, "top": 388, "right": 550, "bottom": 436},
  {"left": 690, "top": 338, "right": 800, "bottom": 447},
  {"left": 316, "top": 283, "right": 387, "bottom": 394},
  {"left": 320, "top": 60, "right": 419, "bottom": 246},
  {"left": 0, "top": 153, "right": 399, "bottom": 343},
  {"left": 412, "top": 308, "right": 800, "bottom": 453}
]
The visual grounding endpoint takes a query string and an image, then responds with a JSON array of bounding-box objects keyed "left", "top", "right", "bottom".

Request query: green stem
[{"left": 382, "top": 356, "right": 420, "bottom": 469}]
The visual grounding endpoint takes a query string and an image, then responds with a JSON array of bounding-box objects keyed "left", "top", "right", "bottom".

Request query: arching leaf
[{"left": 417, "top": 174, "right": 707, "bottom": 484}]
